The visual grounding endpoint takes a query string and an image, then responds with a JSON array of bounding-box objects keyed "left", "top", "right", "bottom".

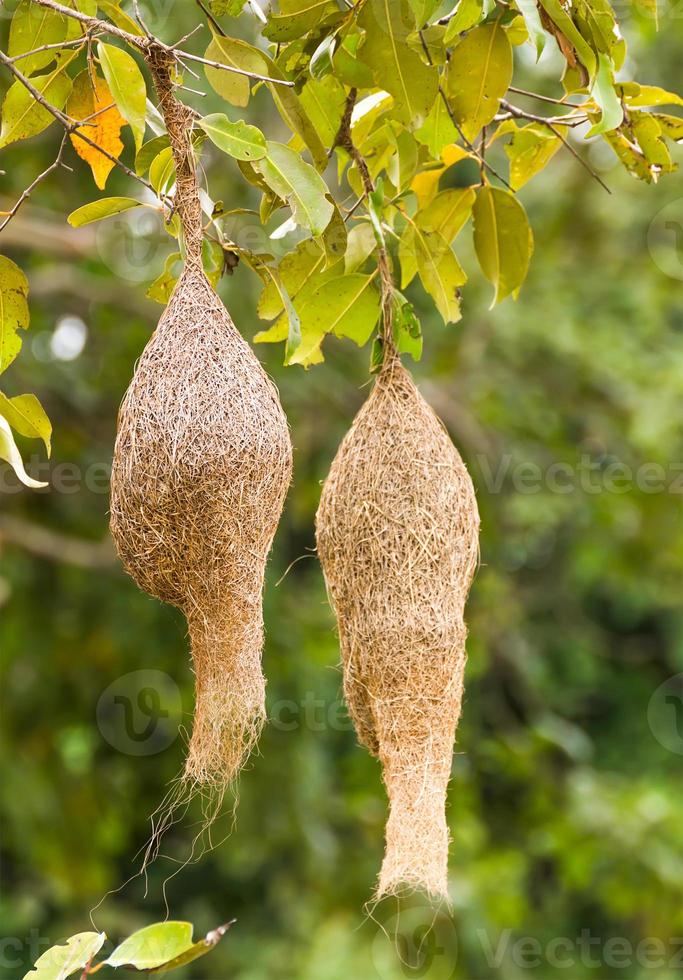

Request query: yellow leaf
[
  {"left": 67, "top": 70, "right": 126, "bottom": 190},
  {"left": 410, "top": 145, "right": 471, "bottom": 206}
]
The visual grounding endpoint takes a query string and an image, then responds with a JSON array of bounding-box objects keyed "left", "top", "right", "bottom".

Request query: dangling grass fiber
[{"left": 316, "top": 356, "right": 479, "bottom": 901}]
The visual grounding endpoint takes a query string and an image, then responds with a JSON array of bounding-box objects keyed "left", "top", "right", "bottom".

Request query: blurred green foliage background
[{"left": 2, "top": 3, "right": 683, "bottom": 978}]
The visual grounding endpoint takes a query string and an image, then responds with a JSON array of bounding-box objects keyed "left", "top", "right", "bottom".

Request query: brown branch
[
  {"left": 438, "top": 86, "right": 513, "bottom": 190},
  {"left": 30, "top": 0, "right": 293, "bottom": 85},
  {"left": 145, "top": 44, "right": 203, "bottom": 267},
  {"left": 195, "top": 0, "right": 226, "bottom": 36},
  {"left": 31, "top": 0, "right": 145, "bottom": 48},
  {"left": 0, "top": 133, "right": 68, "bottom": 232},
  {"left": 334, "top": 89, "right": 396, "bottom": 363},
  {"left": 500, "top": 98, "right": 611, "bottom": 194},
  {"left": 7, "top": 36, "right": 90, "bottom": 64},
  {"left": 0, "top": 50, "right": 157, "bottom": 195},
  {"left": 172, "top": 50, "right": 294, "bottom": 87},
  {"left": 0, "top": 515, "right": 117, "bottom": 571}
]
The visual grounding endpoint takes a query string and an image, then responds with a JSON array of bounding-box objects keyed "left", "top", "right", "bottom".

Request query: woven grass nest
[
  {"left": 110, "top": 48, "right": 292, "bottom": 797},
  {"left": 316, "top": 356, "right": 479, "bottom": 901}
]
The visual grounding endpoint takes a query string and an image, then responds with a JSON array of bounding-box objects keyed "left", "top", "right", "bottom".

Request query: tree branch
[
  {"left": 0, "top": 514, "right": 117, "bottom": 571},
  {"left": 500, "top": 98, "right": 611, "bottom": 194},
  {"left": 0, "top": 49, "right": 158, "bottom": 195},
  {"left": 6, "top": 36, "right": 90, "bottom": 64},
  {"left": 29, "top": 0, "right": 294, "bottom": 85},
  {"left": 0, "top": 134, "right": 68, "bottom": 232},
  {"left": 334, "top": 89, "right": 396, "bottom": 362}
]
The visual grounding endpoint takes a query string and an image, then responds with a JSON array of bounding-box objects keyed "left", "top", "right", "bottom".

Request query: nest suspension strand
[
  {"left": 316, "top": 329, "right": 480, "bottom": 901},
  {"left": 109, "top": 46, "right": 292, "bottom": 799}
]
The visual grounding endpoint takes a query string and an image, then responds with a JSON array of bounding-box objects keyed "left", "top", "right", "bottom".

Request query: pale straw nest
[{"left": 316, "top": 357, "right": 479, "bottom": 901}]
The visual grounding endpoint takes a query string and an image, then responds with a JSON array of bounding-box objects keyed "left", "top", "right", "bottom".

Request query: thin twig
[
  {"left": 6, "top": 36, "right": 89, "bottom": 64},
  {"left": 0, "top": 49, "right": 157, "bottom": 195},
  {"left": 500, "top": 98, "right": 611, "bottom": 193},
  {"left": 509, "top": 85, "right": 576, "bottom": 107},
  {"left": 333, "top": 90, "right": 396, "bottom": 359},
  {"left": 0, "top": 133, "right": 68, "bottom": 232},
  {"left": 195, "top": 0, "right": 226, "bottom": 36},
  {"left": 30, "top": 0, "right": 293, "bottom": 85},
  {"left": 172, "top": 50, "right": 294, "bottom": 87},
  {"left": 438, "top": 87, "right": 513, "bottom": 190},
  {"left": 418, "top": 28, "right": 513, "bottom": 190}
]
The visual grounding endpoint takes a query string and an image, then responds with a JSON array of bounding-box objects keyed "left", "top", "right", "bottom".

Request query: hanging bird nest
[
  {"left": 110, "top": 45, "right": 292, "bottom": 796},
  {"left": 316, "top": 356, "right": 479, "bottom": 901}
]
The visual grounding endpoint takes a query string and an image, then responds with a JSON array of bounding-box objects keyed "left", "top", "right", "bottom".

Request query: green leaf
[
  {"left": 444, "top": 0, "right": 485, "bottom": 42},
  {"left": 259, "top": 268, "right": 302, "bottom": 364},
  {"left": 289, "top": 273, "right": 381, "bottom": 366},
  {"left": 0, "top": 256, "right": 30, "bottom": 375},
  {"left": 350, "top": 91, "right": 394, "bottom": 148},
  {"left": 257, "top": 241, "right": 327, "bottom": 320},
  {"left": 97, "top": 0, "right": 144, "bottom": 34},
  {"left": 8, "top": 0, "right": 71, "bottom": 75},
  {"left": 0, "top": 61, "right": 72, "bottom": 149},
  {"left": 105, "top": 921, "right": 232, "bottom": 973},
  {"left": 358, "top": 0, "right": 438, "bottom": 128},
  {"left": 203, "top": 32, "right": 327, "bottom": 169},
  {"left": 388, "top": 131, "right": 419, "bottom": 192},
  {"left": 393, "top": 291, "right": 423, "bottom": 361},
  {"left": 67, "top": 197, "right": 143, "bottom": 227},
  {"left": 414, "top": 96, "right": 459, "bottom": 157},
  {"left": 197, "top": 113, "right": 266, "bottom": 161},
  {"left": 654, "top": 113, "right": 683, "bottom": 142},
  {"left": 537, "top": 0, "right": 596, "bottom": 82},
  {"left": 203, "top": 36, "right": 263, "bottom": 107},
  {"left": 98, "top": 41, "right": 146, "bottom": 152},
  {"left": 22, "top": 932, "right": 104, "bottom": 978},
  {"left": 135, "top": 134, "right": 170, "bottom": 175},
  {"left": 310, "top": 35, "right": 336, "bottom": 80},
  {"left": 413, "top": 227, "right": 466, "bottom": 324},
  {"left": 147, "top": 252, "right": 183, "bottom": 304},
  {"left": 446, "top": 22, "right": 513, "bottom": 141},
  {"left": 587, "top": 53, "right": 623, "bottom": 137},
  {"left": 409, "top": 0, "right": 442, "bottom": 27},
  {"left": 618, "top": 83, "right": 683, "bottom": 108},
  {"left": 300, "top": 76, "right": 345, "bottom": 147},
  {"left": 472, "top": 185, "right": 533, "bottom": 306},
  {"left": 254, "top": 142, "right": 333, "bottom": 236},
  {"left": 629, "top": 113, "right": 674, "bottom": 175},
  {"left": 263, "top": 0, "right": 340, "bottom": 42},
  {"left": 345, "top": 222, "right": 377, "bottom": 273},
  {"left": 149, "top": 147, "right": 175, "bottom": 194},
  {"left": 0, "top": 392, "right": 51, "bottom": 455},
  {"left": 504, "top": 122, "right": 564, "bottom": 189},
  {"left": 514, "top": 0, "right": 547, "bottom": 58},
  {"left": 416, "top": 187, "right": 475, "bottom": 242},
  {"left": 209, "top": 0, "right": 245, "bottom": 13},
  {"left": 317, "top": 199, "right": 348, "bottom": 268}
]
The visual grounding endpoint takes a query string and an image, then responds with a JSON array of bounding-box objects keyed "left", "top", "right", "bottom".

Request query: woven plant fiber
[
  {"left": 110, "top": 48, "right": 292, "bottom": 794},
  {"left": 316, "top": 357, "right": 479, "bottom": 900}
]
